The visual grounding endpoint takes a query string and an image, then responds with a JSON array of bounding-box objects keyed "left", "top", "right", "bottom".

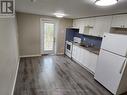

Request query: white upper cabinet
[
  {"left": 85, "top": 18, "right": 95, "bottom": 27},
  {"left": 73, "top": 18, "right": 95, "bottom": 35},
  {"left": 77, "top": 18, "right": 95, "bottom": 35},
  {"left": 73, "top": 14, "right": 127, "bottom": 37},
  {"left": 78, "top": 19, "right": 85, "bottom": 34},
  {"left": 73, "top": 19, "right": 80, "bottom": 28},
  {"left": 93, "top": 16, "right": 112, "bottom": 37},
  {"left": 111, "top": 14, "right": 127, "bottom": 28},
  {"left": 73, "top": 19, "right": 85, "bottom": 34},
  {"left": 84, "top": 18, "right": 95, "bottom": 35},
  {"left": 73, "top": 16, "right": 112, "bottom": 37},
  {"left": 124, "top": 14, "right": 127, "bottom": 28}
]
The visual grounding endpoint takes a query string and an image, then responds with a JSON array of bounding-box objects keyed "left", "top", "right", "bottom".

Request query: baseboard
[
  {"left": 20, "top": 54, "right": 41, "bottom": 58},
  {"left": 56, "top": 53, "right": 64, "bottom": 55},
  {"left": 11, "top": 58, "right": 20, "bottom": 95}
]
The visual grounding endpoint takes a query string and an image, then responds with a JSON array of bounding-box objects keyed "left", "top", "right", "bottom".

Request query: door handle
[
  {"left": 54, "top": 37, "right": 55, "bottom": 43},
  {"left": 126, "top": 49, "right": 127, "bottom": 57},
  {"left": 120, "top": 59, "right": 127, "bottom": 74}
]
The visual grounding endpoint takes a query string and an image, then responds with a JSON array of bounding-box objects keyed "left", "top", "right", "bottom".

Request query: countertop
[{"left": 73, "top": 43, "right": 100, "bottom": 55}]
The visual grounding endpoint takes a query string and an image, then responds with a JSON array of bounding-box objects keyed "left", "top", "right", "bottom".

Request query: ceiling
[{"left": 16, "top": 0, "right": 127, "bottom": 19}]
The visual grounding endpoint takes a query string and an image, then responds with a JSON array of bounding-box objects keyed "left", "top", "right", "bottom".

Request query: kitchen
[
  {"left": 0, "top": 0, "right": 127, "bottom": 95},
  {"left": 65, "top": 14, "right": 127, "bottom": 95}
]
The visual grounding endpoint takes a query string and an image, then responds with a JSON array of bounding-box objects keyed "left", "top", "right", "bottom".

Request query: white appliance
[
  {"left": 74, "top": 37, "right": 81, "bottom": 43},
  {"left": 94, "top": 33, "right": 127, "bottom": 95},
  {"left": 65, "top": 41, "right": 73, "bottom": 58}
]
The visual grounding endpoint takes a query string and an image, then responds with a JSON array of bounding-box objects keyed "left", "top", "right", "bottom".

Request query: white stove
[{"left": 65, "top": 41, "right": 73, "bottom": 58}]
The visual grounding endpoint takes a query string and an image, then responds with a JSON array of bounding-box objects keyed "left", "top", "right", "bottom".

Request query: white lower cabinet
[
  {"left": 88, "top": 53, "right": 98, "bottom": 73},
  {"left": 72, "top": 44, "right": 98, "bottom": 73},
  {"left": 80, "top": 48, "right": 89, "bottom": 67},
  {"left": 72, "top": 45, "right": 78, "bottom": 59}
]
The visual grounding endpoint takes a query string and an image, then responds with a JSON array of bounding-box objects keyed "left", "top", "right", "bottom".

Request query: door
[
  {"left": 41, "top": 20, "right": 55, "bottom": 54},
  {"left": 93, "top": 16, "right": 112, "bottom": 37},
  {"left": 78, "top": 19, "right": 85, "bottom": 34},
  {"left": 88, "top": 53, "right": 98, "bottom": 73},
  {"left": 111, "top": 15, "right": 125, "bottom": 28},
  {"left": 94, "top": 49, "right": 126, "bottom": 94},
  {"left": 101, "top": 33, "right": 127, "bottom": 57},
  {"left": 123, "top": 14, "right": 127, "bottom": 28},
  {"left": 80, "top": 48, "right": 89, "bottom": 67},
  {"left": 72, "top": 45, "right": 77, "bottom": 59}
]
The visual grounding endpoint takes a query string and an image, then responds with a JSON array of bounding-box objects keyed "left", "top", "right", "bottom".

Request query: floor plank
[{"left": 14, "top": 55, "right": 126, "bottom": 95}]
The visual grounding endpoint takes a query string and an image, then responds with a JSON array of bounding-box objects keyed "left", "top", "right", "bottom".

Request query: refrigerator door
[
  {"left": 94, "top": 49, "right": 127, "bottom": 94},
  {"left": 101, "top": 33, "right": 127, "bottom": 57}
]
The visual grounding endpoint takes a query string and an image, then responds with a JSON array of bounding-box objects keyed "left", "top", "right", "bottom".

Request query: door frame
[{"left": 40, "top": 18, "right": 56, "bottom": 54}]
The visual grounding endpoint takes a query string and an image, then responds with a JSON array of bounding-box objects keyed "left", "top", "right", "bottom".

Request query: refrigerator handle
[
  {"left": 126, "top": 49, "right": 127, "bottom": 57},
  {"left": 120, "top": 59, "right": 127, "bottom": 74}
]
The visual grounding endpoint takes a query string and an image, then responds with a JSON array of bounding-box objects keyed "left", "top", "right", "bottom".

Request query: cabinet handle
[
  {"left": 126, "top": 49, "right": 127, "bottom": 57},
  {"left": 120, "top": 59, "right": 127, "bottom": 74},
  {"left": 54, "top": 37, "right": 55, "bottom": 43}
]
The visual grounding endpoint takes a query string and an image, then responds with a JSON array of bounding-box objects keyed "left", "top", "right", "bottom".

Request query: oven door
[{"left": 66, "top": 41, "right": 72, "bottom": 53}]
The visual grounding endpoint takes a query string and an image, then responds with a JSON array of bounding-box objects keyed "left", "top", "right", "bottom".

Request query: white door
[
  {"left": 80, "top": 48, "right": 89, "bottom": 67},
  {"left": 72, "top": 45, "right": 76, "bottom": 59},
  {"left": 79, "top": 19, "right": 85, "bottom": 34},
  {"left": 41, "top": 20, "right": 55, "bottom": 54},
  {"left": 111, "top": 15, "right": 125, "bottom": 28},
  {"left": 101, "top": 33, "right": 127, "bottom": 57},
  {"left": 94, "top": 50, "right": 126, "bottom": 94},
  {"left": 123, "top": 14, "right": 127, "bottom": 28},
  {"left": 88, "top": 53, "right": 98, "bottom": 73},
  {"left": 93, "top": 16, "right": 112, "bottom": 37}
]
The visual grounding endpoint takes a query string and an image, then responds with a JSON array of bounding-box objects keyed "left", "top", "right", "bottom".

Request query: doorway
[{"left": 41, "top": 19, "right": 56, "bottom": 54}]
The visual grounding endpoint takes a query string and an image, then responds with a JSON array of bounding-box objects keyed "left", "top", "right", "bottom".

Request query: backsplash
[{"left": 66, "top": 28, "right": 102, "bottom": 48}]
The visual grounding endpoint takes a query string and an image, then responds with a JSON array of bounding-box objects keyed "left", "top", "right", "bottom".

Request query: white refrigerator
[{"left": 94, "top": 33, "right": 127, "bottom": 95}]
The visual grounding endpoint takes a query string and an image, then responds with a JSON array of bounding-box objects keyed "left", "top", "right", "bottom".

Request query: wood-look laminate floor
[{"left": 14, "top": 55, "right": 126, "bottom": 95}]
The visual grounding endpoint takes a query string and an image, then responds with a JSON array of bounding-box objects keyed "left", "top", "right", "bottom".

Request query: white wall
[
  {"left": 17, "top": 12, "right": 73, "bottom": 56},
  {"left": 56, "top": 18, "right": 73, "bottom": 54},
  {"left": 0, "top": 17, "right": 19, "bottom": 95}
]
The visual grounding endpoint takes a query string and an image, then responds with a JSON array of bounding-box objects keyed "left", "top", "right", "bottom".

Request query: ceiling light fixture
[
  {"left": 95, "top": 0, "right": 118, "bottom": 6},
  {"left": 54, "top": 13, "right": 65, "bottom": 18}
]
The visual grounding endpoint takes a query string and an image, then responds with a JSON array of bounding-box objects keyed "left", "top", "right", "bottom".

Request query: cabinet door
[
  {"left": 111, "top": 15, "right": 125, "bottom": 28},
  {"left": 78, "top": 48, "right": 83, "bottom": 63},
  {"left": 88, "top": 53, "right": 98, "bottom": 73},
  {"left": 93, "top": 16, "right": 112, "bottom": 37},
  {"left": 73, "top": 19, "right": 80, "bottom": 28},
  {"left": 76, "top": 46, "right": 81, "bottom": 62},
  {"left": 78, "top": 19, "right": 85, "bottom": 34},
  {"left": 88, "top": 18, "right": 95, "bottom": 26},
  {"left": 72, "top": 45, "right": 81, "bottom": 62},
  {"left": 73, "top": 20, "right": 77, "bottom": 28},
  {"left": 95, "top": 50, "right": 126, "bottom": 94},
  {"left": 88, "top": 18, "right": 95, "bottom": 35},
  {"left": 123, "top": 14, "right": 127, "bottom": 28},
  {"left": 80, "top": 48, "right": 89, "bottom": 67},
  {"left": 83, "top": 18, "right": 95, "bottom": 35},
  {"left": 72, "top": 45, "right": 76, "bottom": 59}
]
